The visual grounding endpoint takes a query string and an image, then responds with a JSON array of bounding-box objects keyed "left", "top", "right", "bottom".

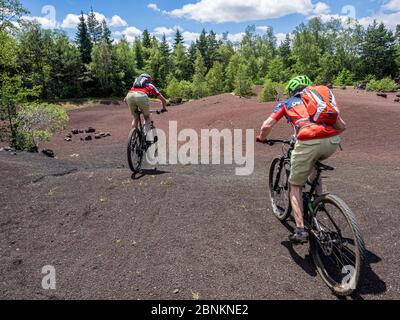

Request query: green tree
[
  {"left": 174, "top": 29, "right": 184, "bottom": 49},
  {"left": 192, "top": 50, "right": 208, "bottom": 98},
  {"left": 115, "top": 37, "right": 137, "bottom": 92},
  {"left": 142, "top": 29, "right": 151, "bottom": 48},
  {"left": 75, "top": 12, "right": 92, "bottom": 65},
  {"left": 266, "top": 57, "right": 288, "bottom": 83},
  {"left": 134, "top": 39, "right": 144, "bottom": 70},
  {"left": 234, "top": 63, "right": 253, "bottom": 97},
  {"left": 205, "top": 62, "right": 224, "bottom": 95},
  {"left": 88, "top": 41, "right": 115, "bottom": 96},
  {"left": 87, "top": 7, "right": 102, "bottom": 44},
  {"left": 0, "top": 0, "right": 28, "bottom": 31},
  {"left": 361, "top": 21, "right": 397, "bottom": 79},
  {"left": 101, "top": 19, "right": 113, "bottom": 47},
  {"left": 173, "top": 43, "right": 190, "bottom": 81},
  {"left": 50, "top": 32, "right": 82, "bottom": 98}
]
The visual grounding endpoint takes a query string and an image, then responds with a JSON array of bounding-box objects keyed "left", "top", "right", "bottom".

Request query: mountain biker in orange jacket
[{"left": 256, "top": 76, "right": 346, "bottom": 244}]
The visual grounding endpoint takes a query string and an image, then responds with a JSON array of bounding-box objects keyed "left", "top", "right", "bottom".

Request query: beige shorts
[
  {"left": 126, "top": 91, "right": 150, "bottom": 118},
  {"left": 289, "top": 136, "right": 341, "bottom": 186}
]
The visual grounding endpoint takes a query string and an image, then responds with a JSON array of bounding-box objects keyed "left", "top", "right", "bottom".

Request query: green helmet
[{"left": 286, "top": 75, "right": 313, "bottom": 95}]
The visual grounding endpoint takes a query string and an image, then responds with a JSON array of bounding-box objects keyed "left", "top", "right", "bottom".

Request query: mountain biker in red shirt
[
  {"left": 124, "top": 73, "right": 167, "bottom": 142},
  {"left": 257, "top": 76, "right": 346, "bottom": 244}
]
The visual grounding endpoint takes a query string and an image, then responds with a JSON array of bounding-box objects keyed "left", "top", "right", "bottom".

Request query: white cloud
[
  {"left": 225, "top": 32, "right": 245, "bottom": 42},
  {"left": 256, "top": 25, "right": 272, "bottom": 33},
  {"left": 122, "top": 26, "right": 142, "bottom": 43},
  {"left": 182, "top": 31, "right": 201, "bottom": 43},
  {"left": 21, "top": 16, "right": 57, "bottom": 29},
  {"left": 153, "top": 25, "right": 183, "bottom": 36},
  {"left": 358, "top": 11, "right": 400, "bottom": 30},
  {"left": 109, "top": 15, "right": 128, "bottom": 27},
  {"left": 275, "top": 32, "right": 288, "bottom": 45},
  {"left": 313, "top": 2, "right": 330, "bottom": 15},
  {"left": 61, "top": 12, "right": 126, "bottom": 29},
  {"left": 166, "top": 0, "right": 329, "bottom": 23},
  {"left": 383, "top": 0, "right": 400, "bottom": 11},
  {"left": 148, "top": 3, "right": 161, "bottom": 12}
]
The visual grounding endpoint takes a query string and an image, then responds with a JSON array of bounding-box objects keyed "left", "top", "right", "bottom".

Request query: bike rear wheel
[
  {"left": 269, "top": 157, "right": 292, "bottom": 221},
  {"left": 309, "top": 194, "right": 365, "bottom": 296},
  {"left": 127, "top": 128, "right": 144, "bottom": 173}
]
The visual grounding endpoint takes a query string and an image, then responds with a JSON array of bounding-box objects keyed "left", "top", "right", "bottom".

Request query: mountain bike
[
  {"left": 127, "top": 109, "right": 165, "bottom": 173},
  {"left": 265, "top": 137, "right": 365, "bottom": 296}
]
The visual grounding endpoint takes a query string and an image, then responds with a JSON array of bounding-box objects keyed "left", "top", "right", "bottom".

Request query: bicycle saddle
[{"left": 315, "top": 162, "right": 334, "bottom": 171}]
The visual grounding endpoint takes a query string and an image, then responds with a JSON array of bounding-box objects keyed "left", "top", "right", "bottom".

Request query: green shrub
[
  {"left": 334, "top": 69, "right": 355, "bottom": 86},
  {"left": 16, "top": 103, "right": 69, "bottom": 151},
  {"left": 234, "top": 63, "right": 253, "bottom": 97},
  {"left": 166, "top": 78, "right": 193, "bottom": 102},
  {"left": 366, "top": 78, "right": 398, "bottom": 92},
  {"left": 259, "top": 78, "right": 285, "bottom": 102}
]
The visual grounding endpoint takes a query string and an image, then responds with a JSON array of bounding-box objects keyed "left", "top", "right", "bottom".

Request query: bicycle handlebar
[{"left": 258, "top": 139, "right": 291, "bottom": 146}]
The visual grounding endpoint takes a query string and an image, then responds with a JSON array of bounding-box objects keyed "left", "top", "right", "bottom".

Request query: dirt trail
[{"left": 0, "top": 88, "right": 399, "bottom": 299}]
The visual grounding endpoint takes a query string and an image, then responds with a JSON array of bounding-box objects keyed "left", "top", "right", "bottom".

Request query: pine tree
[
  {"left": 187, "top": 42, "right": 197, "bottom": 80},
  {"left": 361, "top": 21, "right": 397, "bottom": 78},
  {"left": 87, "top": 8, "right": 102, "bottom": 44},
  {"left": 205, "top": 62, "right": 224, "bottom": 95},
  {"left": 279, "top": 33, "right": 293, "bottom": 70},
  {"left": 142, "top": 29, "right": 151, "bottom": 48},
  {"left": 192, "top": 49, "right": 208, "bottom": 98},
  {"left": 134, "top": 40, "right": 144, "bottom": 70},
  {"left": 101, "top": 20, "right": 113, "bottom": 47},
  {"left": 173, "top": 43, "right": 190, "bottom": 81},
  {"left": 75, "top": 12, "right": 92, "bottom": 65},
  {"left": 174, "top": 29, "right": 184, "bottom": 49}
]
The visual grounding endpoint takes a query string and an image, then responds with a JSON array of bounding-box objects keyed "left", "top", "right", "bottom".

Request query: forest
[{"left": 1, "top": 0, "right": 400, "bottom": 149}]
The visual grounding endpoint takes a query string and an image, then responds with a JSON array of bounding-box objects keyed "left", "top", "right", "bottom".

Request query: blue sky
[{"left": 19, "top": 0, "right": 400, "bottom": 44}]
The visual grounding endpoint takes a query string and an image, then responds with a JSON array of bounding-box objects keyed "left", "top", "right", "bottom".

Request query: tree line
[{"left": 1, "top": 0, "right": 400, "bottom": 149}]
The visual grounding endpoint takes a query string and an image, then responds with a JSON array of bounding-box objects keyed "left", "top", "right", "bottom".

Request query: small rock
[
  {"left": 84, "top": 135, "right": 92, "bottom": 141},
  {"left": 72, "top": 129, "right": 79, "bottom": 135},
  {"left": 95, "top": 134, "right": 101, "bottom": 139},
  {"left": 395, "top": 98, "right": 400, "bottom": 103},
  {"left": 79, "top": 129, "right": 84, "bottom": 133},
  {"left": 106, "top": 132, "right": 111, "bottom": 137},
  {"left": 64, "top": 137, "right": 71, "bottom": 142},
  {"left": 396, "top": 94, "right": 400, "bottom": 98},
  {"left": 42, "top": 149, "right": 55, "bottom": 158},
  {"left": 85, "top": 127, "right": 96, "bottom": 133},
  {"left": 66, "top": 133, "right": 72, "bottom": 138},
  {"left": 377, "top": 92, "right": 387, "bottom": 98},
  {"left": 80, "top": 138, "right": 84, "bottom": 141},
  {"left": 173, "top": 289, "right": 180, "bottom": 294}
]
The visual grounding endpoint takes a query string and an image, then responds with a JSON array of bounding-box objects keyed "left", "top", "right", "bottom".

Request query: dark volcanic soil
[{"left": 1, "top": 88, "right": 399, "bottom": 300}]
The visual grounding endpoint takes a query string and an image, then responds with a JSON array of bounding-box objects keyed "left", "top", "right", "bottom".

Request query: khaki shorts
[
  {"left": 289, "top": 136, "right": 341, "bottom": 186},
  {"left": 126, "top": 91, "right": 150, "bottom": 118}
]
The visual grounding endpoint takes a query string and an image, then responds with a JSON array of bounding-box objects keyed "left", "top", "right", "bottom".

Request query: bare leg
[
  {"left": 131, "top": 114, "right": 139, "bottom": 129},
  {"left": 290, "top": 184, "right": 305, "bottom": 228},
  {"left": 309, "top": 168, "right": 323, "bottom": 196},
  {"left": 143, "top": 115, "right": 152, "bottom": 141}
]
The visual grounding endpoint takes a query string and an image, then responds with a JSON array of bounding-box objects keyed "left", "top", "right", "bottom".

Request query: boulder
[
  {"left": 85, "top": 127, "right": 96, "bottom": 133},
  {"left": 42, "top": 149, "right": 55, "bottom": 158}
]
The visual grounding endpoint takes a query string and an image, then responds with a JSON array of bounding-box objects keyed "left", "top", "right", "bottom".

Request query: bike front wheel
[
  {"left": 269, "top": 157, "right": 292, "bottom": 221},
  {"left": 310, "top": 194, "right": 365, "bottom": 296},
  {"left": 127, "top": 128, "right": 144, "bottom": 173}
]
